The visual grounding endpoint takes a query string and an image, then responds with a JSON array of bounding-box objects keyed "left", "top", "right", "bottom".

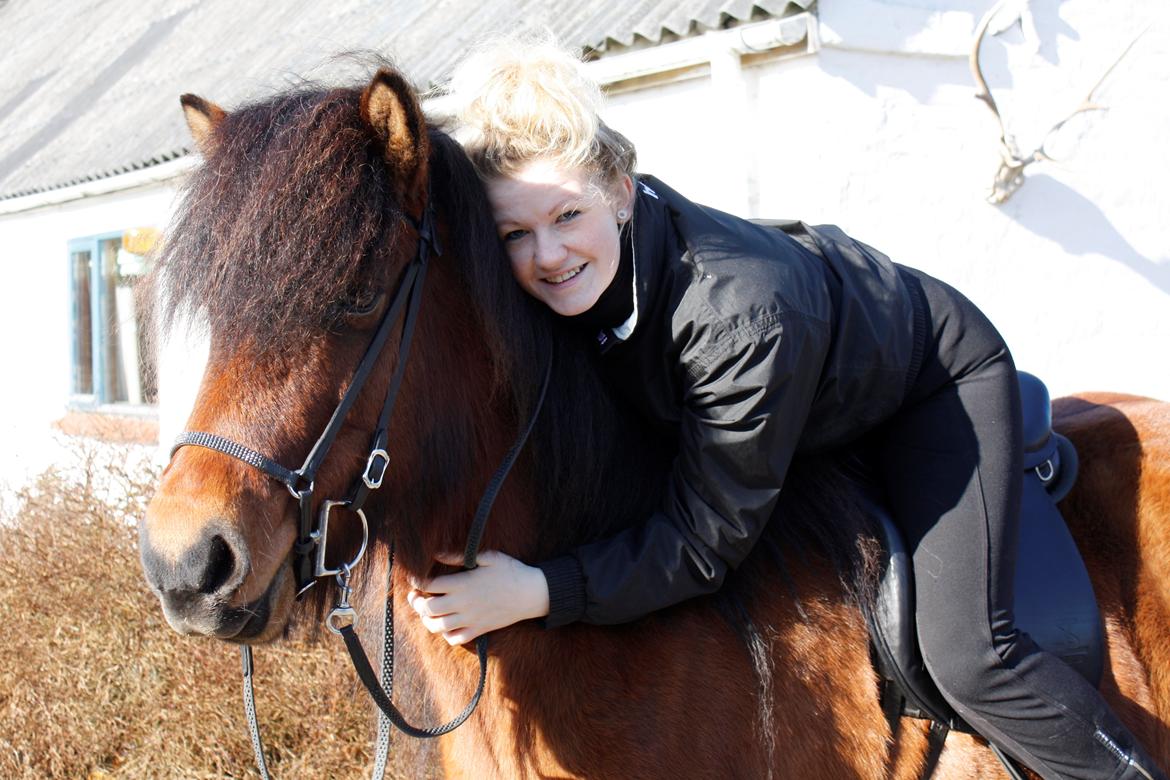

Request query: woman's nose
[{"left": 533, "top": 231, "right": 568, "bottom": 269}]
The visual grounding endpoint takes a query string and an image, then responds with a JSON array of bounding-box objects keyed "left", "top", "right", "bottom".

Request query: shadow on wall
[
  {"left": 816, "top": 0, "right": 1079, "bottom": 101},
  {"left": 817, "top": 47, "right": 972, "bottom": 103},
  {"left": 1005, "top": 173, "right": 1170, "bottom": 298},
  {"left": 1028, "top": 0, "right": 1080, "bottom": 66}
]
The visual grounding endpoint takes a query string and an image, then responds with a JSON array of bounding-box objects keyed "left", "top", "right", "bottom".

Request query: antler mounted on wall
[{"left": 969, "top": 0, "right": 1148, "bottom": 205}]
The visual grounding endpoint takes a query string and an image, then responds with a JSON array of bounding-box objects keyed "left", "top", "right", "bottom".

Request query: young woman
[{"left": 405, "top": 38, "right": 1164, "bottom": 779}]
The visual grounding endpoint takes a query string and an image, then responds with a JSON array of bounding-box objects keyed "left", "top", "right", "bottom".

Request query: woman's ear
[{"left": 615, "top": 174, "right": 635, "bottom": 222}]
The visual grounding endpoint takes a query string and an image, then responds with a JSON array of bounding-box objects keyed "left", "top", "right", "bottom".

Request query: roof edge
[{"left": 0, "top": 154, "right": 195, "bottom": 216}]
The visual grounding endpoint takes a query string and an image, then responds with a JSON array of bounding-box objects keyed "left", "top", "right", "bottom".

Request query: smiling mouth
[{"left": 545, "top": 265, "right": 585, "bottom": 285}]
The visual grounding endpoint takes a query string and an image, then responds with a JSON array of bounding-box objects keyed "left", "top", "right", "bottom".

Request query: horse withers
[{"left": 139, "top": 66, "right": 1170, "bottom": 778}]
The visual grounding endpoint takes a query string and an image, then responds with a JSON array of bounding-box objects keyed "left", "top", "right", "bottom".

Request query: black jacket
[{"left": 538, "top": 175, "right": 926, "bottom": 626}]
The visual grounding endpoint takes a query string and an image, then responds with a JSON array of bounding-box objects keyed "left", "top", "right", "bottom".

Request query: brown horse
[{"left": 139, "top": 66, "right": 1170, "bottom": 778}]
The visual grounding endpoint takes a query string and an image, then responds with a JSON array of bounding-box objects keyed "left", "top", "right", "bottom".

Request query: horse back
[{"left": 1054, "top": 392, "right": 1170, "bottom": 766}]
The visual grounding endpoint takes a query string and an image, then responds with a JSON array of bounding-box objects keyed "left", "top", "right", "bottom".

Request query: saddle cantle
[{"left": 864, "top": 371, "right": 1104, "bottom": 734}]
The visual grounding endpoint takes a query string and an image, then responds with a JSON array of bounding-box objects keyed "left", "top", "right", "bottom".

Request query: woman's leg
[{"left": 878, "top": 270, "right": 1164, "bottom": 780}]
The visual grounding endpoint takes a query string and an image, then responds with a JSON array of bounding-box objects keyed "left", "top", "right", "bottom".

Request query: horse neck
[{"left": 372, "top": 250, "right": 541, "bottom": 577}]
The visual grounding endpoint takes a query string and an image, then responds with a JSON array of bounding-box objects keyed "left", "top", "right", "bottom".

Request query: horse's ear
[
  {"left": 180, "top": 94, "right": 226, "bottom": 156},
  {"left": 361, "top": 69, "right": 430, "bottom": 218}
]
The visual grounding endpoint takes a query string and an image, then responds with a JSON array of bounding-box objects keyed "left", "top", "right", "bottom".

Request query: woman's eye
[
  {"left": 557, "top": 209, "right": 581, "bottom": 224},
  {"left": 502, "top": 229, "right": 527, "bottom": 242}
]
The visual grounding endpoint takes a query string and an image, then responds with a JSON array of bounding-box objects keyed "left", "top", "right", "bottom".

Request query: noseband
[{"left": 167, "top": 188, "right": 553, "bottom": 776}]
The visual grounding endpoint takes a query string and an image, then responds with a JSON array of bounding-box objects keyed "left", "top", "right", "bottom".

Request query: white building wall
[
  {"left": 603, "top": 0, "right": 1170, "bottom": 400},
  {"left": 0, "top": 180, "right": 186, "bottom": 499}
]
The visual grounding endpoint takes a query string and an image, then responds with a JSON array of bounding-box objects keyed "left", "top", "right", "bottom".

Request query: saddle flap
[
  {"left": 864, "top": 502, "right": 969, "bottom": 730},
  {"left": 1013, "top": 473, "right": 1105, "bottom": 685}
]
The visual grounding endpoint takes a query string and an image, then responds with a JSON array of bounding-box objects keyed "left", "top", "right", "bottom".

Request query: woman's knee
[{"left": 917, "top": 623, "right": 1005, "bottom": 709}]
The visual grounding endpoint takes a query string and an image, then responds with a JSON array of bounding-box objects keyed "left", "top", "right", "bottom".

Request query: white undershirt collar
[{"left": 611, "top": 228, "right": 639, "bottom": 341}]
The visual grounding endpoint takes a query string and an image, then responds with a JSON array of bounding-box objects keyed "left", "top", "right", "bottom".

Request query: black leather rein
[{"left": 166, "top": 191, "right": 553, "bottom": 775}]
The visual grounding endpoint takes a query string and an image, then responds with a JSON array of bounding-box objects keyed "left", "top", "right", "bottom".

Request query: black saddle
[{"left": 864, "top": 372, "right": 1103, "bottom": 745}]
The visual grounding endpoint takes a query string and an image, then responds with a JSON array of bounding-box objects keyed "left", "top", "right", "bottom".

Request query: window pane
[
  {"left": 70, "top": 249, "right": 93, "bottom": 395},
  {"left": 100, "top": 237, "right": 157, "bottom": 404}
]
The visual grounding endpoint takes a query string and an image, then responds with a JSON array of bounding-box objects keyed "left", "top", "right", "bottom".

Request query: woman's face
[{"left": 487, "top": 160, "right": 633, "bottom": 317}]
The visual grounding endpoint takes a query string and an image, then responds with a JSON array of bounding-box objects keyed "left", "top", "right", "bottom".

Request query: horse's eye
[{"left": 344, "top": 291, "right": 388, "bottom": 330}]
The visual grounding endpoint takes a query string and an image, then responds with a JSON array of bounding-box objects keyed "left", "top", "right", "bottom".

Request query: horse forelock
[{"left": 150, "top": 84, "right": 411, "bottom": 356}]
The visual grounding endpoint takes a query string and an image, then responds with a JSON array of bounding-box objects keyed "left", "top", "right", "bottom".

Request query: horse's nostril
[
  {"left": 198, "top": 534, "right": 238, "bottom": 594},
  {"left": 140, "top": 515, "right": 253, "bottom": 606}
]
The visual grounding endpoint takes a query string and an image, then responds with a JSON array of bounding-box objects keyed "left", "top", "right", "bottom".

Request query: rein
[{"left": 169, "top": 191, "right": 553, "bottom": 775}]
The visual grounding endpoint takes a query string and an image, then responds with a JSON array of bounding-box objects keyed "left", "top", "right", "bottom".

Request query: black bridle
[{"left": 168, "top": 189, "right": 552, "bottom": 776}]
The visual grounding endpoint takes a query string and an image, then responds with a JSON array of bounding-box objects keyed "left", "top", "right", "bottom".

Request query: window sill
[{"left": 55, "top": 406, "right": 160, "bottom": 445}]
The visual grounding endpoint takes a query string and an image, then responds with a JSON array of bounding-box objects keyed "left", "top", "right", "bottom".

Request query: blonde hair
[{"left": 441, "top": 34, "right": 636, "bottom": 198}]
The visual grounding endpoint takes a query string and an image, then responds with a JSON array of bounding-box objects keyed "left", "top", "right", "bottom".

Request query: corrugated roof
[
  {"left": 0, "top": 0, "right": 813, "bottom": 201},
  {"left": 589, "top": 0, "right": 811, "bottom": 49}
]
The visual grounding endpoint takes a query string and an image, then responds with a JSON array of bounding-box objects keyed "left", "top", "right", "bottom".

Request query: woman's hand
[{"left": 407, "top": 550, "right": 550, "bottom": 646}]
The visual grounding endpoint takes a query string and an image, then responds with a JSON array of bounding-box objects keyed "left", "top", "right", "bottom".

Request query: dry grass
[{"left": 0, "top": 440, "right": 425, "bottom": 780}]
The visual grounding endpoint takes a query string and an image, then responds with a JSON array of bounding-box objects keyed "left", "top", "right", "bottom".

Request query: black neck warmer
[{"left": 564, "top": 226, "right": 635, "bottom": 334}]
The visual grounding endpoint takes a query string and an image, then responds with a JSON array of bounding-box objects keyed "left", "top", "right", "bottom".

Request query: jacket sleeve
[{"left": 538, "top": 311, "right": 830, "bottom": 626}]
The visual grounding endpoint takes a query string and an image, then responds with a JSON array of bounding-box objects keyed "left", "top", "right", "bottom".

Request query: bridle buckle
[
  {"left": 286, "top": 477, "right": 313, "bottom": 502},
  {"left": 363, "top": 448, "right": 390, "bottom": 490}
]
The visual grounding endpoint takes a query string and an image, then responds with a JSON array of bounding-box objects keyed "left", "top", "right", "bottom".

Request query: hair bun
[{"left": 442, "top": 33, "right": 636, "bottom": 187}]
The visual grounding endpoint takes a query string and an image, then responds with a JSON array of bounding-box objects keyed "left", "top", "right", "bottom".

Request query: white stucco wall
[
  {"left": 604, "top": 0, "right": 1170, "bottom": 400},
  {"left": 0, "top": 180, "right": 186, "bottom": 505}
]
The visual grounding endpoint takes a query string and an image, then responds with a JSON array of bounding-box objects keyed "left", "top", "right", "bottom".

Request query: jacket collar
[{"left": 591, "top": 174, "right": 677, "bottom": 353}]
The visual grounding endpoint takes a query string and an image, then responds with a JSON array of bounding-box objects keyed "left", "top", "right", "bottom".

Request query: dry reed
[{"left": 0, "top": 438, "right": 422, "bottom": 779}]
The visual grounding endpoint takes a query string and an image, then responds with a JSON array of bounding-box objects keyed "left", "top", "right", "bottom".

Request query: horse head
[{"left": 139, "top": 68, "right": 471, "bottom": 642}]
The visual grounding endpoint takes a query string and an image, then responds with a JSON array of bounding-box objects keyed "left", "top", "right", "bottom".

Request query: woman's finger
[
  {"left": 441, "top": 627, "right": 478, "bottom": 646},
  {"left": 409, "top": 592, "right": 456, "bottom": 619},
  {"left": 422, "top": 568, "right": 476, "bottom": 596},
  {"left": 419, "top": 612, "right": 463, "bottom": 635},
  {"left": 418, "top": 550, "right": 508, "bottom": 593}
]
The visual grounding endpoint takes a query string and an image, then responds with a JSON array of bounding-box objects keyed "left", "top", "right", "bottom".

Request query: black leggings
[{"left": 876, "top": 268, "right": 1164, "bottom": 780}]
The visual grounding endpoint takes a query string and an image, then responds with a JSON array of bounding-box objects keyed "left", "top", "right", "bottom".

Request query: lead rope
[
  {"left": 372, "top": 544, "right": 395, "bottom": 779},
  {"left": 240, "top": 646, "right": 271, "bottom": 779},
  {"left": 237, "top": 566, "right": 395, "bottom": 780}
]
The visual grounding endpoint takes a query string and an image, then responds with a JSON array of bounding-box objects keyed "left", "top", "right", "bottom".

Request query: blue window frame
[{"left": 67, "top": 231, "right": 158, "bottom": 407}]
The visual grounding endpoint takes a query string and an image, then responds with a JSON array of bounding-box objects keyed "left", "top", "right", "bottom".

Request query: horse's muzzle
[{"left": 138, "top": 518, "right": 286, "bottom": 641}]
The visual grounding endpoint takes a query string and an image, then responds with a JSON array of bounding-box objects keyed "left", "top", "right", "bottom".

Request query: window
[{"left": 68, "top": 230, "right": 158, "bottom": 407}]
